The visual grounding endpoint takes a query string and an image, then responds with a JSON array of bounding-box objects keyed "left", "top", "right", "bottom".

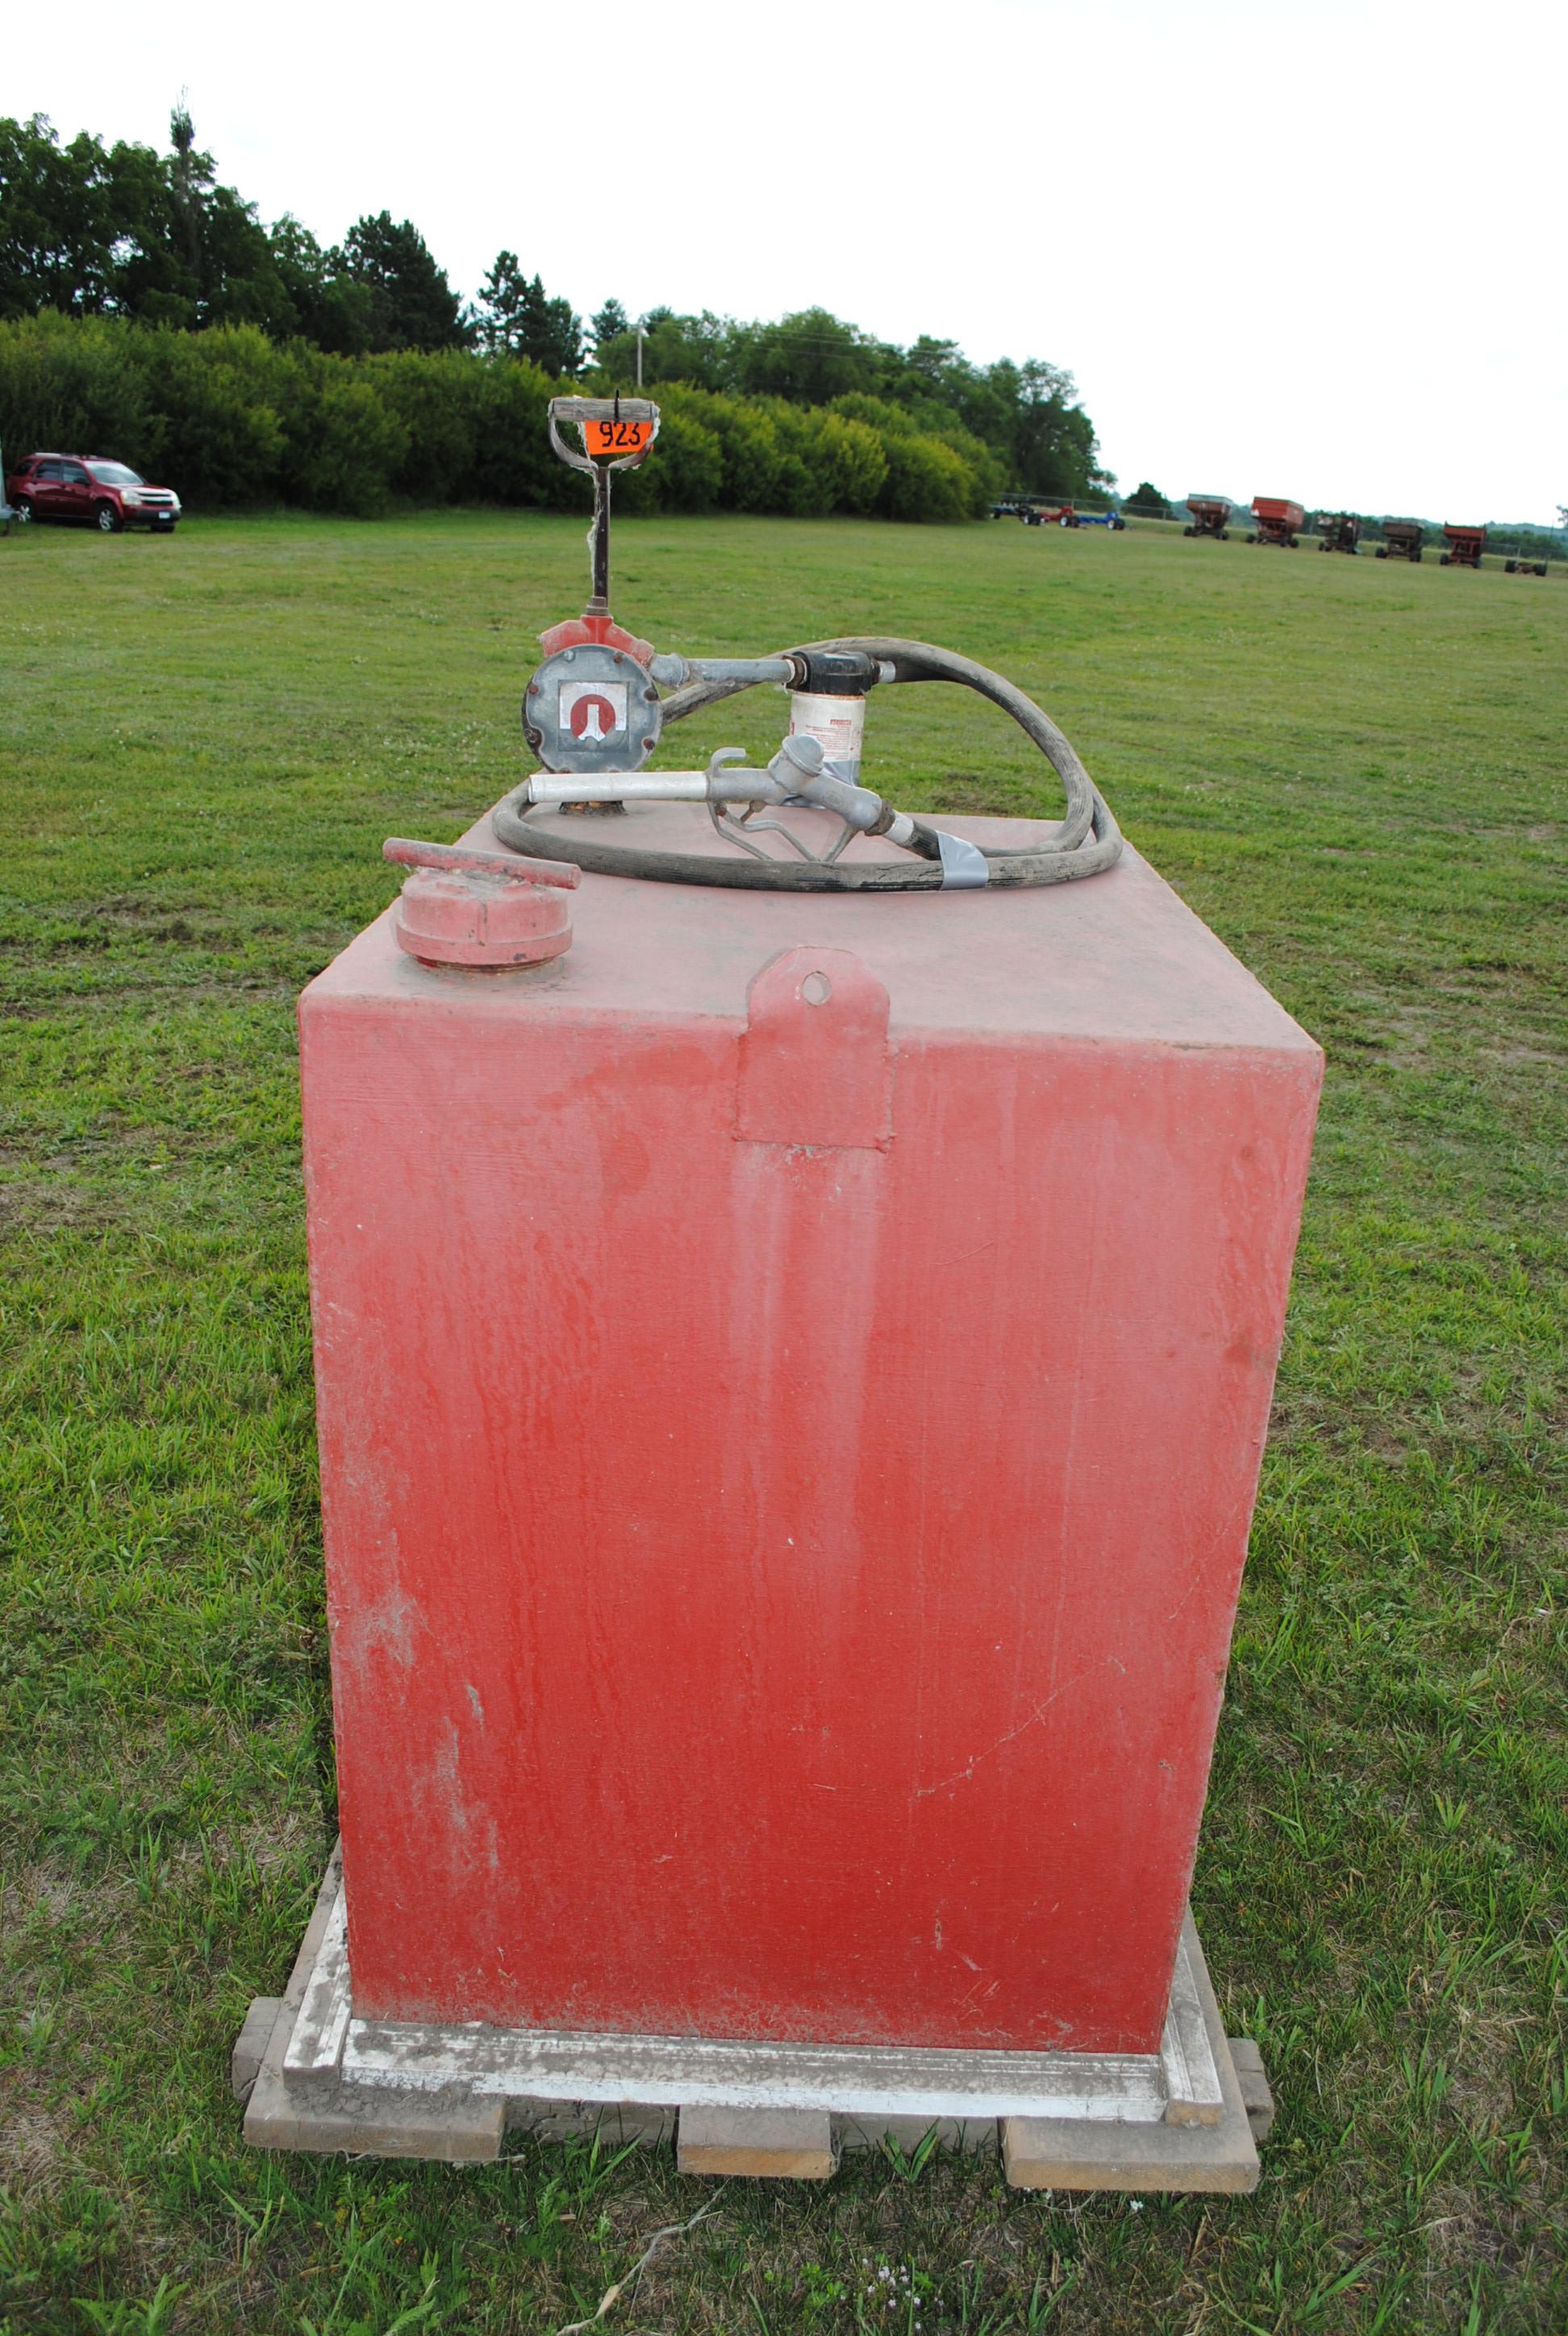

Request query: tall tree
[
  {"left": 596, "top": 306, "right": 730, "bottom": 392},
  {"left": 734, "top": 308, "right": 870, "bottom": 404},
  {"left": 474, "top": 250, "right": 580, "bottom": 373},
  {"left": 0, "top": 115, "right": 160, "bottom": 318},
  {"left": 167, "top": 96, "right": 206, "bottom": 280},
  {"left": 1008, "top": 360, "right": 1106, "bottom": 496},
  {"left": 473, "top": 249, "right": 530, "bottom": 353},
  {"left": 590, "top": 295, "right": 628, "bottom": 353},
  {"left": 267, "top": 215, "right": 376, "bottom": 352},
  {"left": 0, "top": 107, "right": 285, "bottom": 331},
  {"left": 336, "top": 212, "right": 469, "bottom": 352},
  {"left": 1, "top": 115, "right": 101, "bottom": 315}
]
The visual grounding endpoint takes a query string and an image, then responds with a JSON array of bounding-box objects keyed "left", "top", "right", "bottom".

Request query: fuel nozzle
[{"left": 764, "top": 733, "right": 914, "bottom": 841}]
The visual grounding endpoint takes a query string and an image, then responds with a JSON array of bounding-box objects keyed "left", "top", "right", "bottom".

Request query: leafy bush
[
  {"left": 808, "top": 414, "right": 888, "bottom": 515},
  {"left": 0, "top": 312, "right": 999, "bottom": 522},
  {"left": 880, "top": 432, "right": 988, "bottom": 523},
  {"left": 292, "top": 377, "right": 410, "bottom": 517},
  {"left": 148, "top": 327, "right": 286, "bottom": 505},
  {"left": 616, "top": 405, "right": 724, "bottom": 515}
]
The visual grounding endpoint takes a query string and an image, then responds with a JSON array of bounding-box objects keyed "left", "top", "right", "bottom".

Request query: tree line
[
  {"left": 0, "top": 310, "right": 1011, "bottom": 522},
  {"left": 0, "top": 109, "right": 1108, "bottom": 512}
]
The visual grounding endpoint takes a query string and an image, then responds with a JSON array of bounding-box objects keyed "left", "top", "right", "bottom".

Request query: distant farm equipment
[
  {"left": 1247, "top": 498, "right": 1304, "bottom": 549},
  {"left": 988, "top": 490, "right": 1549, "bottom": 578},
  {"left": 1183, "top": 498, "right": 1231, "bottom": 540},
  {"left": 988, "top": 494, "right": 1117, "bottom": 528},
  {"left": 1376, "top": 522, "right": 1424, "bottom": 563},
  {"left": 1440, "top": 525, "right": 1485, "bottom": 569}
]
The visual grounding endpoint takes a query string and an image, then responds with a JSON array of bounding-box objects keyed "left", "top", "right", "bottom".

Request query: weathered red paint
[
  {"left": 536, "top": 611, "right": 656, "bottom": 663},
  {"left": 299, "top": 809, "right": 1320, "bottom": 2056},
  {"left": 391, "top": 866, "right": 574, "bottom": 969}
]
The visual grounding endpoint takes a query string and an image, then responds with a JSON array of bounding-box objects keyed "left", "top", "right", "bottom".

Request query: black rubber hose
[{"left": 491, "top": 636, "right": 1122, "bottom": 892}]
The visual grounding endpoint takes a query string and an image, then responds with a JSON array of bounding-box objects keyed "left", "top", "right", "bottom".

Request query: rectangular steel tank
[{"left": 298, "top": 815, "right": 1320, "bottom": 2057}]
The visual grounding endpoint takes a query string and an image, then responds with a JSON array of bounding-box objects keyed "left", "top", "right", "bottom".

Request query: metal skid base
[{"left": 237, "top": 1849, "right": 1272, "bottom": 2190}]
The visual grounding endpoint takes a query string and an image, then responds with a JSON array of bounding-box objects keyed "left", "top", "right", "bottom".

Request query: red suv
[{"left": 6, "top": 453, "right": 181, "bottom": 533}]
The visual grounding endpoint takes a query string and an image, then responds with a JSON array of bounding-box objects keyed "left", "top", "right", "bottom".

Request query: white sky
[{"left": 20, "top": 0, "right": 1566, "bottom": 520}]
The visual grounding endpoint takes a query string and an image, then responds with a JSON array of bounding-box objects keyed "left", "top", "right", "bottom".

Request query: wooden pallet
[{"left": 236, "top": 1848, "right": 1271, "bottom": 2190}]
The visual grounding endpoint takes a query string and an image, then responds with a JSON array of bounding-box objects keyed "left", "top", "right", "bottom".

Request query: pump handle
[
  {"left": 383, "top": 837, "right": 582, "bottom": 891},
  {"left": 545, "top": 397, "right": 662, "bottom": 617},
  {"left": 547, "top": 396, "right": 661, "bottom": 476}
]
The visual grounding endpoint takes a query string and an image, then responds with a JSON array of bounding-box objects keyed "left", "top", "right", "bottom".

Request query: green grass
[{"left": 2, "top": 510, "right": 1565, "bottom": 2335}]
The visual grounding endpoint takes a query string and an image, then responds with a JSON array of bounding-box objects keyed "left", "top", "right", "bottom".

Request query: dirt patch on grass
[
  {"left": 0, "top": 2075, "right": 77, "bottom": 2195},
  {"left": 0, "top": 1176, "right": 133, "bottom": 1233}
]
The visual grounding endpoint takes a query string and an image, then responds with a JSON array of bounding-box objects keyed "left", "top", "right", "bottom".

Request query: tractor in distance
[{"left": 986, "top": 494, "right": 1082, "bottom": 527}]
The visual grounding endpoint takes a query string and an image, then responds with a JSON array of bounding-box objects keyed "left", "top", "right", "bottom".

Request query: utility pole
[{"left": 636, "top": 323, "right": 646, "bottom": 390}]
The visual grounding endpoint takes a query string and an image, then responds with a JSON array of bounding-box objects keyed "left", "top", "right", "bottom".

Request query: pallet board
[{"left": 240, "top": 1849, "right": 1263, "bottom": 2189}]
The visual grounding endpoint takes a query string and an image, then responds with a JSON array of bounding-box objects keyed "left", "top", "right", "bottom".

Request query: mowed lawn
[{"left": 1, "top": 510, "right": 1564, "bottom": 2336}]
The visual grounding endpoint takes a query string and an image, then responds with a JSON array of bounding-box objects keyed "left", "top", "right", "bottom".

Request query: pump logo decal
[{"left": 560, "top": 682, "right": 627, "bottom": 744}]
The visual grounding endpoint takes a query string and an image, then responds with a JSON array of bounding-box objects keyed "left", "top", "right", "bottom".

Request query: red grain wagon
[
  {"left": 1375, "top": 521, "right": 1424, "bottom": 563},
  {"left": 1182, "top": 498, "right": 1230, "bottom": 540},
  {"left": 1246, "top": 498, "right": 1304, "bottom": 549},
  {"left": 1440, "top": 524, "right": 1485, "bottom": 569}
]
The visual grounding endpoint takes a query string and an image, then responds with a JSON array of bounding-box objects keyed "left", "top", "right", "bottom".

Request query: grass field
[{"left": 2, "top": 510, "right": 1565, "bottom": 2336}]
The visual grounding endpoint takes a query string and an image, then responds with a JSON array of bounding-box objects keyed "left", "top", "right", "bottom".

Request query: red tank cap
[{"left": 393, "top": 867, "right": 573, "bottom": 970}]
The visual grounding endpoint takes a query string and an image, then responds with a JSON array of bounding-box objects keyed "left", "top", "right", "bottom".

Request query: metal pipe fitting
[{"left": 648, "top": 655, "right": 800, "bottom": 690}]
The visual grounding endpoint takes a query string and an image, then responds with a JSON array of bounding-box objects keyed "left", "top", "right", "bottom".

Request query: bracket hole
[{"left": 801, "top": 971, "right": 832, "bottom": 1006}]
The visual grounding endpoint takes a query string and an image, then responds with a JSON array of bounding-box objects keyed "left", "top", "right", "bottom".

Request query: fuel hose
[{"left": 491, "top": 636, "right": 1122, "bottom": 893}]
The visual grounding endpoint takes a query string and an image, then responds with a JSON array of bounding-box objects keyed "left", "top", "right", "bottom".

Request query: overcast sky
[{"left": 21, "top": 0, "right": 1566, "bottom": 520}]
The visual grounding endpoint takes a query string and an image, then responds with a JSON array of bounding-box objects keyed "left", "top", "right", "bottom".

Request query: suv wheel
[
  {"left": 15, "top": 497, "right": 32, "bottom": 524},
  {"left": 96, "top": 502, "right": 122, "bottom": 533}
]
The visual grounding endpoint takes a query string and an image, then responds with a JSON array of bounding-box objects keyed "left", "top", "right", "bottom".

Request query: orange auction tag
[{"left": 582, "top": 415, "right": 653, "bottom": 459}]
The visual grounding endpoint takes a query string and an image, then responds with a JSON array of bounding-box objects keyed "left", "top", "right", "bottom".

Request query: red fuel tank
[{"left": 299, "top": 807, "right": 1320, "bottom": 2058}]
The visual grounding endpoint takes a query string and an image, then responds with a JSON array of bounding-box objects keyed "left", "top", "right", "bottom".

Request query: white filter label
[{"left": 788, "top": 693, "right": 866, "bottom": 774}]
